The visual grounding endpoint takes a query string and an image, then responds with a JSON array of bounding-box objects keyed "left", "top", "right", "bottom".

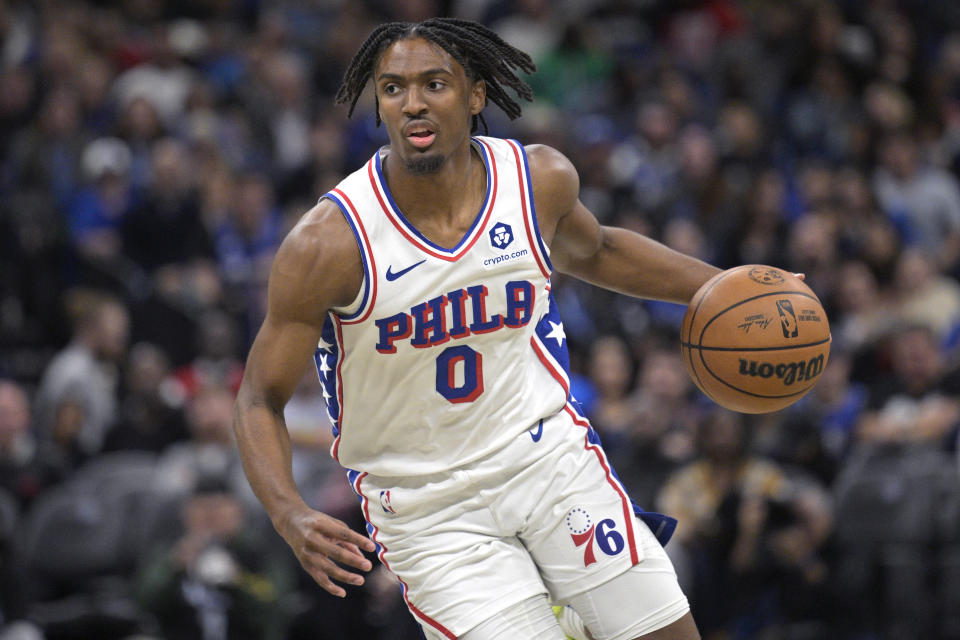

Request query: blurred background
[{"left": 2, "top": 0, "right": 960, "bottom": 638}]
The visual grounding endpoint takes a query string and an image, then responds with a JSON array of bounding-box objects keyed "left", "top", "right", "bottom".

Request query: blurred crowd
[{"left": 2, "top": 0, "right": 960, "bottom": 639}]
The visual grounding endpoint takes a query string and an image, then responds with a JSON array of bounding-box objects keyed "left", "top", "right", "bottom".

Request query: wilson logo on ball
[{"left": 738, "top": 354, "right": 825, "bottom": 386}]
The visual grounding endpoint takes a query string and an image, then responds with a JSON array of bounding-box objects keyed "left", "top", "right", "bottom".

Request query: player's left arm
[{"left": 528, "top": 144, "right": 720, "bottom": 304}]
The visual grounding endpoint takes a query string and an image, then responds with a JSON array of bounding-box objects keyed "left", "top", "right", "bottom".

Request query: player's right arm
[{"left": 234, "top": 199, "right": 376, "bottom": 598}]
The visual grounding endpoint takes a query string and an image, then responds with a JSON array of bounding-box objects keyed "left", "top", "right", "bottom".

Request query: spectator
[
  {"left": 171, "top": 309, "right": 245, "bottom": 400},
  {"left": 833, "top": 165, "right": 903, "bottom": 280},
  {"left": 583, "top": 335, "right": 636, "bottom": 440},
  {"left": 785, "top": 211, "right": 840, "bottom": 300},
  {"left": 263, "top": 52, "right": 313, "bottom": 176},
  {"left": 115, "top": 96, "right": 166, "bottom": 192},
  {"left": 611, "top": 348, "right": 698, "bottom": 510},
  {"left": 120, "top": 137, "right": 214, "bottom": 275},
  {"left": 283, "top": 370, "right": 335, "bottom": 452},
  {"left": 489, "top": 0, "right": 561, "bottom": 64},
  {"left": 717, "top": 101, "right": 769, "bottom": 204},
  {"left": 891, "top": 247, "right": 960, "bottom": 340},
  {"left": 277, "top": 108, "right": 350, "bottom": 207},
  {"left": 135, "top": 476, "right": 294, "bottom": 640},
  {"left": 608, "top": 99, "right": 683, "bottom": 226},
  {"left": 830, "top": 259, "right": 896, "bottom": 354},
  {"left": 154, "top": 384, "right": 247, "bottom": 500},
  {"left": 784, "top": 57, "right": 861, "bottom": 162},
  {"left": 5, "top": 85, "right": 86, "bottom": 208},
  {"left": 67, "top": 137, "right": 137, "bottom": 261},
  {"left": 103, "top": 342, "right": 189, "bottom": 454},
  {"left": 112, "top": 24, "right": 196, "bottom": 130},
  {"left": 671, "top": 124, "right": 736, "bottom": 258},
  {"left": 873, "top": 129, "right": 960, "bottom": 272},
  {"left": 34, "top": 289, "right": 130, "bottom": 459},
  {"left": 783, "top": 349, "right": 868, "bottom": 479},
  {"left": 731, "top": 168, "right": 789, "bottom": 268},
  {"left": 657, "top": 408, "right": 834, "bottom": 637},
  {"left": 76, "top": 53, "right": 117, "bottom": 136},
  {"left": 0, "top": 65, "right": 36, "bottom": 166},
  {"left": 213, "top": 171, "right": 283, "bottom": 295},
  {"left": 856, "top": 323, "right": 960, "bottom": 448},
  {"left": 0, "top": 380, "right": 65, "bottom": 508},
  {"left": 526, "top": 22, "right": 614, "bottom": 112}
]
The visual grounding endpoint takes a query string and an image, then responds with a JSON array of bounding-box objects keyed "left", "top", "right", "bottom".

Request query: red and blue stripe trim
[
  {"left": 505, "top": 139, "right": 551, "bottom": 279},
  {"left": 351, "top": 472, "right": 458, "bottom": 639},
  {"left": 563, "top": 402, "right": 640, "bottom": 566},
  {"left": 323, "top": 188, "right": 377, "bottom": 324},
  {"left": 369, "top": 138, "right": 497, "bottom": 262},
  {"left": 327, "top": 314, "right": 347, "bottom": 462}
]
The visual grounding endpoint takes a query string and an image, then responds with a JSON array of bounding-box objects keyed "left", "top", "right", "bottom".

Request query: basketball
[{"left": 681, "top": 265, "right": 831, "bottom": 414}]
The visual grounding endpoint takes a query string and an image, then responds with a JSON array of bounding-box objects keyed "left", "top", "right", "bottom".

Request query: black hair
[{"left": 334, "top": 18, "right": 536, "bottom": 134}]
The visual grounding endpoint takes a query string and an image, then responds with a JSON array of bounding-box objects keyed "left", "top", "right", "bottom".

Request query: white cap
[{"left": 81, "top": 137, "right": 132, "bottom": 180}]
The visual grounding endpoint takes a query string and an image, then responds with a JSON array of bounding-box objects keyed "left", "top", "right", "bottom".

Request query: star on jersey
[
  {"left": 545, "top": 320, "right": 566, "bottom": 347},
  {"left": 317, "top": 336, "right": 334, "bottom": 352},
  {"left": 317, "top": 353, "right": 333, "bottom": 376}
]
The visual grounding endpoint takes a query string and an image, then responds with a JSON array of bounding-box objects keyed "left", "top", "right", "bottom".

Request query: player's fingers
[
  {"left": 338, "top": 541, "right": 366, "bottom": 557},
  {"left": 311, "top": 570, "right": 347, "bottom": 598},
  {"left": 320, "top": 556, "right": 368, "bottom": 586},
  {"left": 302, "top": 557, "right": 352, "bottom": 598},
  {"left": 314, "top": 514, "right": 376, "bottom": 552},
  {"left": 304, "top": 533, "right": 373, "bottom": 571},
  {"left": 332, "top": 543, "right": 373, "bottom": 571},
  {"left": 306, "top": 553, "right": 366, "bottom": 590},
  {"left": 794, "top": 272, "right": 806, "bottom": 281},
  {"left": 340, "top": 527, "right": 376, "bottom": 552},
  {"left": 329, "top": 537, "right": 373, "bottom": 570}
]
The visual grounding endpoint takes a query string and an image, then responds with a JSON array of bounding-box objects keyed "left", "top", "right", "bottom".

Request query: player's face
[{"left": 374, "top": 37, "right": 485, "bottom": 174}]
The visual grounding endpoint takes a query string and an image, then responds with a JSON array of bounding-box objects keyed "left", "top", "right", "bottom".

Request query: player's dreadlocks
[{"left": 334, "top": 18, "right": 536, "bottom": 134}]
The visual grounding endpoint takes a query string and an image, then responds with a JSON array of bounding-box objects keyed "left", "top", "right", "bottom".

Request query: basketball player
[{"left": 234, "top": 18, "right": 719, "bottom": 640}]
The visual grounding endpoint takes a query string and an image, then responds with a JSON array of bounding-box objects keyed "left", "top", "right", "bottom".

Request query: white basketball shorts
[{"left": 351, "top": 403, "right": 686, "bottom": 639}]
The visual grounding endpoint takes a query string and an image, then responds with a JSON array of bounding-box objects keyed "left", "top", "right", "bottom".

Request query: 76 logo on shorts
[{"left": 565, "top": 507, "right": 625, "bottom": 566}]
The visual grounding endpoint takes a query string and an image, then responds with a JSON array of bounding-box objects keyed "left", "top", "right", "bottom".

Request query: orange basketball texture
[{"left": 681, "top": 265, "right": 832, "bottom": 414}]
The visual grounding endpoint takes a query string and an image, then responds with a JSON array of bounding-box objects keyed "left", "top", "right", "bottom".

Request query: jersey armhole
[
  {"left": 508, "top": 139, "right": 553, "bottom": 277},
  {"left": 319, "top": 192, "right": 374, "bottom": 321}
]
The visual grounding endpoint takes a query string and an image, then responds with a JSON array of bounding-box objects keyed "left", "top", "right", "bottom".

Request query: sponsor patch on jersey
[
  {"left": 481, "top": 222, "right": 528, "bottom": 270},
  {"left": 489, "top": 221, "right": 514, "bottom": 250},
  {"left": 480, "top": 247, "right": 530, "bottom": 270}
]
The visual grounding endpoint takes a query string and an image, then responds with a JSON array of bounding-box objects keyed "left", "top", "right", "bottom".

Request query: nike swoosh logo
[
  {"left": 385, "top": 260, "right": 426, "bottom": 281},
  {"left": 529, "top": 419, "right": 544, "bottom": 442}
]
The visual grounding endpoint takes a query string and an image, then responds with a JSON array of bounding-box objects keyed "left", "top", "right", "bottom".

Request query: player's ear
[{"left": 470, "top": 79, "right": 486, "bottom": 116}]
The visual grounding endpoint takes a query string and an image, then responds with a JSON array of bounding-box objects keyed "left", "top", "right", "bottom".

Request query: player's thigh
[
  {"left": 358, "top": 474, "right": 549, "bottom": 637},
  {"left": 563, "top": 541, "right": 692, "bottom": 640},
  {"left": 518, "top": 412, "right": 646, "bottom": 601}
]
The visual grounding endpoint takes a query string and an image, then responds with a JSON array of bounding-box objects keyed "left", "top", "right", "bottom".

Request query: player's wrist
[{"left": 270, "top": 499, "right": 314, "bottom": 541}]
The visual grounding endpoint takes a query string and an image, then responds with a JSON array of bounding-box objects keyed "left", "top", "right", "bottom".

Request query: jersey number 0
[{"left": 435, "top": 345, "right": 483, "bottom": 403}]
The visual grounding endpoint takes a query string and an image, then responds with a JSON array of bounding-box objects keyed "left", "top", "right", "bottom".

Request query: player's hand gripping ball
[{"left": 680, "top": 265, "right": 831, "bottom": 414}]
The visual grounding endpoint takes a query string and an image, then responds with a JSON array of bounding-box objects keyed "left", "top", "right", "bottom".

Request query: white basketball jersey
[{"left": 315, "top": 136, "right": 574, "bottom": 477}]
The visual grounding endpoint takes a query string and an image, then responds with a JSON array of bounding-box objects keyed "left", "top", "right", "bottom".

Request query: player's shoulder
[
  {"left": 523, "top": 143, "right": 580, "bottom": 217},
  {"left": 279, "top": 199, "right": 349, "bottom": 261},
  {"left": 272, "top": 198, "right": 362, "bottom": 311},
  {"left": 523, "top": 143, "right": 576, "bottom": 174}
]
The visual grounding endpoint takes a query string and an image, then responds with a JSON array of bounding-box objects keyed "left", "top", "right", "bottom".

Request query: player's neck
[{"left": 384, "top": 141, "right": 484, "bottom": 226}]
